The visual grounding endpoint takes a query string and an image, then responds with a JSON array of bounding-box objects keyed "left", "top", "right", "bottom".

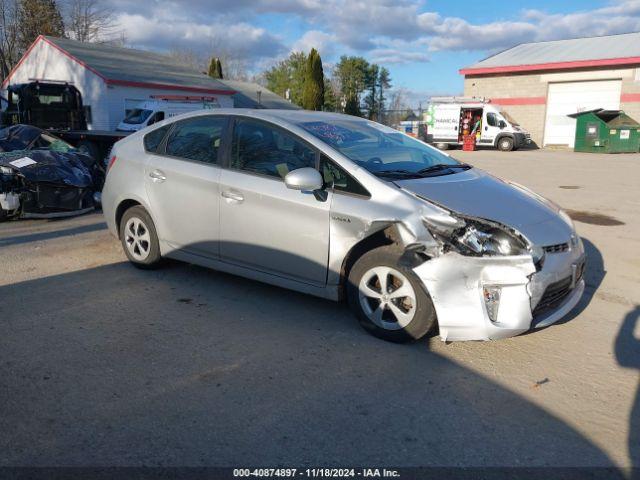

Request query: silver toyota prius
[{"left": 101, "top": 109, "right": 585, "bottom": 342}]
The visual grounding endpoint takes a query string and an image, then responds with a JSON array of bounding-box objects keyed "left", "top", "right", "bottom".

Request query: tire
[
  {"left": 497, "top": 136, "right": 514, "bottom": 152},
  {"left": 435, "top": 142, "right": 449, "bottom": 151},
  {"left": 119, "top": 206, "right": 162, "bottom": 269},
  {"left": 346, "top": 246, "right": 437, "bottom": 343}
]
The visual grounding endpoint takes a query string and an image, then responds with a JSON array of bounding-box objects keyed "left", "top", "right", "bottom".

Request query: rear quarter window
[{"left": 143, "top": 125, "right": 170, "bottom": 153}]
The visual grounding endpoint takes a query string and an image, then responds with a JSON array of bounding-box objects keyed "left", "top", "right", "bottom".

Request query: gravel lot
[{"left": 1, "top": 149, "right": 638, "bottom": 469}]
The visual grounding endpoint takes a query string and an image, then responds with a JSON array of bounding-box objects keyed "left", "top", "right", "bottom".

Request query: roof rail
[{"left": 430, "top": 96, "right": 487, "bottom": 103}]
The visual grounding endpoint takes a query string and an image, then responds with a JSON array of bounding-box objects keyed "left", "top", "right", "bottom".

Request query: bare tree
[
  {"left": 0, "top": 0, "right": 19, "bottom": 80},
  {"left": 66, "top": 0, "right": 115, "bottom": 43}
]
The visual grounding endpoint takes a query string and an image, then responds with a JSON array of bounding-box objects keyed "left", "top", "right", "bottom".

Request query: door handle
[
  {"left": 149, "top": 169, "right": 166, "bottom": 182},
  {"left": 221, "top": 190, "right": 244, "bottom": 203},
  {"left": 484, "top": 126, "right": 488, "bottom": 131}
]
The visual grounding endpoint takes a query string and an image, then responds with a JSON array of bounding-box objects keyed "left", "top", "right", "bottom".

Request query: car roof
[{"left": 170, "top": 108, "right": 364, "bottom": 125}]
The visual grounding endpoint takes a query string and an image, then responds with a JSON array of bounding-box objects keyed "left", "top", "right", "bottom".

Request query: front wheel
[
  {"left": 347, "top": 247, "right": 437, "bottom": 343},
  {"left": 119, "top": 206, "right": 162, "bottom": 269},
  {"left": 497, "top": 136, "right": 514, "bottom": 152}
]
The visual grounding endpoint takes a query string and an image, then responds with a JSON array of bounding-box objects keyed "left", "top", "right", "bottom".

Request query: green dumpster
[{"left": 569, "top": 109, "right": 640, "bottom": 153}]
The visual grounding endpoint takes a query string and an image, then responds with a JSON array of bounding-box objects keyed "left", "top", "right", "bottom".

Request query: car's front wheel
[
  {"left": 119, "top": 206, "right": 162, "bottom": 269},
  {"left": 347, "top": 247, "right": 437, "bottom": 343}
]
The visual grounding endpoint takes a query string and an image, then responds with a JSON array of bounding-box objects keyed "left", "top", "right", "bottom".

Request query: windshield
[
  {"left": 297, "top": 118, "right": 465, "bottom": 178},
  {"left": 499, "top": 110, "right": 519, "bottom": 126},
  {"left": 123, "top": 108, "right": 153, "bottom": 125}
]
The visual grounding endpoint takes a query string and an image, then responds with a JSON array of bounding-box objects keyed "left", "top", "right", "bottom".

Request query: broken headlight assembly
[{"left": 422, "top": 211, "right": 540, "bottom": 261}]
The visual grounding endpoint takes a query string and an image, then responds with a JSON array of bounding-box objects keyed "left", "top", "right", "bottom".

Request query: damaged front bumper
[{"left": 413, "top": 242, "right": 585, "bottom": 341}]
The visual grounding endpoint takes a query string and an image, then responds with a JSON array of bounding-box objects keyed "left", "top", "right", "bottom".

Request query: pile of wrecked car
[{"left": 0, "top": 124, "right": 104, "bottom": 220}]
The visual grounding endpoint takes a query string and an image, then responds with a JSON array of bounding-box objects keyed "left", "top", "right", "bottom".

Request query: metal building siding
[
  {"left": 2, "top": 39, "right": 110, "bottom": 130},
  {"left": 543, "top": 80, "right": 622, "bottom": 147}
]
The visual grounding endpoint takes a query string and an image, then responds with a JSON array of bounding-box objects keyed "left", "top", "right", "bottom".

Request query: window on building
[
  {"left": 165, "top": 116, "right": 226, "bottom": 163},
  {"left": 231, "top": 118, "right": 316, "bottom": 179}
]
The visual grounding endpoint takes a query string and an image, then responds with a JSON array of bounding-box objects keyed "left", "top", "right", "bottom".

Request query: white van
[
  {"left": 116, "top": 97, "right": 221, "bottom": 132},
  {"left": 425, "top": 97, "right": 531, "bottom": 151}
]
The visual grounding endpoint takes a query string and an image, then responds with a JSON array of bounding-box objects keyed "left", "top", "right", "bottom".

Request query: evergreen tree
[
  {"left": 376, "top": 67, "right": 391, "bottom": 123},
  {"left": 264, "top": 51, "right": 307, "bottom": 106},
  {"left": 18, "top": 0, "right": 65, "bottom": 50},
  {"left": 322, "top": 76, "right": 338, "bottom": 112},
  {"left": 344, "top": 94, "right": 361, "bottom": 116},
  {"left": 207, "top": 57, "right": 223, "bottom": 79},
  {"left": 302, "top": 48, "right": 324, "bottom": 110}
]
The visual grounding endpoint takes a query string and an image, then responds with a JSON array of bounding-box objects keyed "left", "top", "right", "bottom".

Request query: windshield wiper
[
  {"left": 374, "top": 169, "right": 422, "bottom": 179},
  {"left": 417, "top": 163, "right": 472, "bottom": 174}
]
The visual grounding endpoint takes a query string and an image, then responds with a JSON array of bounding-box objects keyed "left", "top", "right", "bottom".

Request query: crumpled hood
[
  {"left": 394, "top": 168, "right": 573, "bottom": 246},
  {"left": 0, "top": 150, "right": 93, "bottom": 188}
]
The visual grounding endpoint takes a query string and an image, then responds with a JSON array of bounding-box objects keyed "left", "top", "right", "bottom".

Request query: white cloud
[
  {"left": 105, "top": 0, "right": 640, "bottom": 73},
  {"left": 114, "top": 13, "right": 287, "bottom": 59},
  {"left": 290, "top": 30, "right": 337, "bottom": 57}
]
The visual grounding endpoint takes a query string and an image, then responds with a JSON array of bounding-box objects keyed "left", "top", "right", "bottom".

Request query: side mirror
[
  {"left": 498, "top": 120, "right": 507, "bottom": 129},
  {"left": 284, "top": 167, "right": 324, "bottom": 192}
]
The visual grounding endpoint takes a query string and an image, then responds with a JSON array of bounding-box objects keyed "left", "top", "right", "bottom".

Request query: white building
[{"left": 2, "top": 36, "right": 296, "bottom": 131}]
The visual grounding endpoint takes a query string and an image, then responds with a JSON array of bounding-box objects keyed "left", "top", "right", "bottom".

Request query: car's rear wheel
[
  {"left": 347, "top": 246, "right": 437, "bottom": 343},
  {"left": 435, "top": 142, "right": 449, "bottom": 150},
  {"left": 120, "top": 206, "right": 162, "bottom": 269}
]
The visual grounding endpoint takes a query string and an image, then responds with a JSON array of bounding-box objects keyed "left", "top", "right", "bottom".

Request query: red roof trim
[
  {"left": 489, "top": 96, "right": 546, "bottom": 106},
  {"left": 460, "top": 56, "right": 640, "bottom": 75},
  {"left": 106, "top": 78, "right": 235, "bottom": 95},
  {"left": 621, "top": 93, "right": 640, "bottom": 102},
  {"left": 41, "top": 36, "right": 108, "bottom": 80}
]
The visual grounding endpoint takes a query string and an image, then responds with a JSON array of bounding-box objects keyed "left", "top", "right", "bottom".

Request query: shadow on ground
[
  {"left": 0, "top": 247, "right": 626, "bottom": 471},
  {"left": 615, "top": 305, "right": 640, "bottom": 479}
]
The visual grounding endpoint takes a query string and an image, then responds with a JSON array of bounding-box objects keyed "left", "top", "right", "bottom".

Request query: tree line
[{"left": 263, "top": 50, "right": 396, "bottom": 120}]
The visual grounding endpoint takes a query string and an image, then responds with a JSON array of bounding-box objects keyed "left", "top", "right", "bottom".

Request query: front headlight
[
  {"left": 0, "top": 166, "right": 15, "bottom": 175},
  {"left": 455, "top": 221, "right": 528, "bottom": 256},
  {"left": 423, "top": 213, "right": 530, "bottom": 258}
]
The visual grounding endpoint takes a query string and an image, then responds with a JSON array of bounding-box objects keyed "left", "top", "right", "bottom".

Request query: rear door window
[
  {"left": 165, "top": 116, "right": 227, "bottom": 164},
  {"left": 143, "top": 125, "right": 170, "bottom": 153}
]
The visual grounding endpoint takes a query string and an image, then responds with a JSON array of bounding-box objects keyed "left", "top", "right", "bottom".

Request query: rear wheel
[
  {"left": 347, "top": 247, "right": 437, "bottom": 343},
  {"left": 497, "top": 136, "right": 514, "bottom": 152},
  {"left": 119, "top": 206, "right": 162, "bottom": 269},
  {"left": 435, "top": 142, "right": 449, "bottom": 151}
]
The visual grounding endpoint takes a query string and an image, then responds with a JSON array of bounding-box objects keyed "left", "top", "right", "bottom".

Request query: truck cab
[
  {"left": 1, "top": 81, "right": 87, "bottom": 130},
  {"left": 116, "top": 97, "right": 221, "bottom": 132},
  {"left": 426, "top": 98, "right": 531, "bottom": 151}
]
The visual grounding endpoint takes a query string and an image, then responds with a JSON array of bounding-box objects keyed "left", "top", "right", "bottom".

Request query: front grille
[
  {"left": 533, "top": 276, "right": 573, "bottom": 318},
  {"left": 544, "top": 242, "right": 569, "bottom": 253}
]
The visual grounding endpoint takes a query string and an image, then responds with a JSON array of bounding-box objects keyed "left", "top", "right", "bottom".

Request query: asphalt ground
[{"left": 1, "top": 149, "right": 638, "bottom": 471}]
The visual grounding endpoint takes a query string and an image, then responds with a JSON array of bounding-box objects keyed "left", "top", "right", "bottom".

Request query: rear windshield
[{"left": 123, "top": 108, "right": 153, "bottom": 125}]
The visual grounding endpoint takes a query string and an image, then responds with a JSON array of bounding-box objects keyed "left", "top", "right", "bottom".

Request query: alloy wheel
[
  {"left": 358, "top": 266, "right": 417, "bottom": 330},
  {"left": 124, "top": 217, "right": 151, "bottom": 261}
]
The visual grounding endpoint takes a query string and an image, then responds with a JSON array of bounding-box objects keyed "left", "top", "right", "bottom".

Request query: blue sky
[{"left": 108, "top": 0, "right": 640, "bottom": 107}]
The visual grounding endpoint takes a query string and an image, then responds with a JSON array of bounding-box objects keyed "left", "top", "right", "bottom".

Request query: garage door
[{"left": 543, "top": 80, "right": 621, "bottom": 147}]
